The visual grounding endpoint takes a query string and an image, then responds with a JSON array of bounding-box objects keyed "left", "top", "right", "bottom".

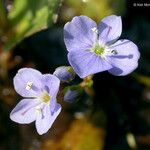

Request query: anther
[
  {"left": 35, "top": 106, "right": 42, "bottom": 114},
  {"left": 26, "top": 82, "right": 33, "bottom": 90},
  {"left": 91, "top": 27, "right": 98, "bottom": 34},
  {"left": 111, "top": 50, "right": 118, "bottom": 55}
]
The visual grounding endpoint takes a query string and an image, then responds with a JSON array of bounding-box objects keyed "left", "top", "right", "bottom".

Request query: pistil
[
  {"left": 40, "top": 91, "right": 51, "bottom": 103},
  {"left": 94, "top": 45, "right": 105, "bottom": 55}
]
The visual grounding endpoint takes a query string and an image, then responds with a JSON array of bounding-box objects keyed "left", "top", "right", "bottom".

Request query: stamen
[
  {"left": 35, "top": 106, "right": 42, "bottom": 115},
  {"left": 91, "top": 27, "right": 98, "bottom": 34},
  {"left": 111, "top": 50, "right": 118, "bottom": 55},
  {"left": 26, "top": 82, "right": 33, "bottom": 90}
]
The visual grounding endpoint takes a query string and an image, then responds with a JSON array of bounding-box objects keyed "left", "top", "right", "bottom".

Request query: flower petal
[
  {"left": 107, "top": 39, "right": 140, "bottom": 76},
  {"left": 42, "top": 74, "right": 60, "bottom": 97},
  {"left": 10, "top": 99, "right": 39, "bottom": 124},
  {"left": 14, "top": 68, "right": 42, "bottom": 97},
  {"left": 98, "top": 15, "right": 122, "bottom": 44},
  {"left": 64, "top": 15, "right": 97, "bottom": 52},
  {"left": 49, "top": 98, "right": 57, "bottom": 113},
  {"left": 68, "top": 50, "right": 112, "bottom": 78},
  {"left": 35, "top": 103, "right": 61, "bottom": 135}
]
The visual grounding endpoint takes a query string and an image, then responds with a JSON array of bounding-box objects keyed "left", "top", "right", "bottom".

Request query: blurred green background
[{"left": 0, "top": 0, "right": 150, "bottom": 150}]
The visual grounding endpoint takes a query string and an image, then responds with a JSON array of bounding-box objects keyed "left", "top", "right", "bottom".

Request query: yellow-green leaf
[{"left": 3, "top": 0, "right": 61, "bottom": 51}]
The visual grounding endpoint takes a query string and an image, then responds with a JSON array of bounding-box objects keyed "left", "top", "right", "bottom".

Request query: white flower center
[
  {"left": 26, "top": 82, "right": 51, "bottom": 103},
  {"left": 90, "top": 43, "right": 118, "bottom": 60},
  {"left": 91, "top": 27, "right": 118, "bottom": 58}
]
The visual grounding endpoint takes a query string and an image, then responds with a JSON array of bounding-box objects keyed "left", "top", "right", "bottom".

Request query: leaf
[
  {"left": 3, "top": 0, "right": 62, "bottom": 51},
  {"left": 138, "top": 75, "right": 150, "bottom": 87},
  {"left": 134, "top": 73, "right": 150, "bottom": 87},
  {"left": 0, "top": 1, "right": 9, "bottom": 32},
  {"left": 61, "top": 0, "right": 126, "bottom": 22}
]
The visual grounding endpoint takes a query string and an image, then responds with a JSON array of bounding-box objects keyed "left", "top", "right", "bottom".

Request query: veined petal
[
  {"left": 68, "top": 50, "right": 112, "bottom": 78},
  {"left": 42, "top": 74, "right": 60, "bottom": 97},
  {"left": 14, "top": 68, "right": 43, "bottom": 97},
  {"left": 10, "top": 99, "right": 39, "bottom": 124},
  {"left": 64, "top": 15, "right": 97, "bottom": 52},
  {"left": 50, "top": 98, "right": 57, "bottom": 114},
  {"left": 35, "top": 103, "right": 61, "bottom": 135},
  {"left": 107, "top": 39, "right": 140, "bottom": 76},
  {"left": 98, "top": 15, "right": 122, "bottom": 44}
]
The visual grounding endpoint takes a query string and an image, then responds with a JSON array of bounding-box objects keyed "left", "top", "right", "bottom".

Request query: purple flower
[
  {"left": 64, "top": 15, "right": 140, "bottom": 78},
  {"left": 10, "top": 68, "right": 61, "bottom": 135}
]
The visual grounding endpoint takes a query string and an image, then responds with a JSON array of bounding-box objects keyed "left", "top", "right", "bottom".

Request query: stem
[{"left": 80, "top": 75, "right": 95, "bottom": 97}]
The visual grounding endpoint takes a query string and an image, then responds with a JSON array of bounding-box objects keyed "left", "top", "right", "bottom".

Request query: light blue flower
[
  {"left": 64, "top": 15, "right": 140, "bottom": 78},
  {"left": 10, "top": 68, "right": 61, "bottom": 135}
]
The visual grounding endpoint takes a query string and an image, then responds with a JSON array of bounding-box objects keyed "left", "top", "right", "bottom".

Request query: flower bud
[
  {"left": 64, "top": 86, "right": 81, "bottom": 103},
  {"left": 53, "top": 66, "right": 75, "bottom": 82}
]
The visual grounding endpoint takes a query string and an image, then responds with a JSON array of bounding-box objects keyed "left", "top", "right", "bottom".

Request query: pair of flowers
[{"left": 10, "top": 15, "right": 140, "bottom": 135}]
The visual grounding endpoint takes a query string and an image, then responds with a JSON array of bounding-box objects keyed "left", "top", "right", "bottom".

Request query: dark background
[{"left": 0, "top": 0, "right": 150, "bottom": 149}]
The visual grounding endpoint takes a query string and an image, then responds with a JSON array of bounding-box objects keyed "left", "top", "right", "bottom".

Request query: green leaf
[
  {"left": 4, "top": 0, "right": 61, "bottom": 51},
  {"left": 0, "top": 1, "right": 8, "bottom": 31}
]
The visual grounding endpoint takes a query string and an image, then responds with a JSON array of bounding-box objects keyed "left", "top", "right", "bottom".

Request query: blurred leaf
[
  {"left": 60, "top": 118, "right": 105, "bottom": 150},
  {"left": 0, "top": 1, "right": 8, "bottom": 32},
  {"left": 126, "top": 133, "right": 137, "bottom": 150},
  {"left": 61, "top": 0, "right": 126, "bottom": 22},
  {"left": 135, "top": 74, "right": 150, "bottom": 87},
  {"left": 42, "top": 118, "right": 105, "bottom": 150},
  {"left": 4, "top": 0, "right": 61, "bottom": 51},
  {"left": 0, "top": 1, "right": 10, "bottom": 46}
]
